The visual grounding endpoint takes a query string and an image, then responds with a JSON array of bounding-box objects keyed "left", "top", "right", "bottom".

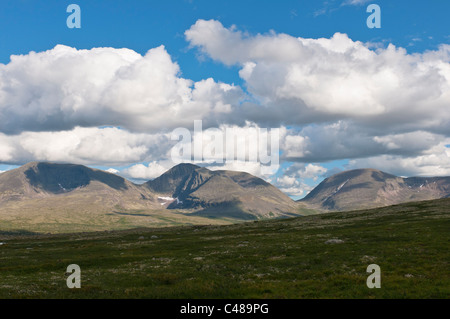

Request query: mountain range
[
  {"left": 0, "top": 162, "right": 299, "bottom": 233},
  {"left": 0, "top": 162, "right": 449, "bottom": 233}
]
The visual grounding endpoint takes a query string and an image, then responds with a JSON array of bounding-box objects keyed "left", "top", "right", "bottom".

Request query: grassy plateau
[{"left": 0, "top": 198, "right": 448, "bottom": 298}]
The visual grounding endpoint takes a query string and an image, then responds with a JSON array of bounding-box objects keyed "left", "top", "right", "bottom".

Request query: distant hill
[
  {"left": 0, "top": 162, "right": 157, "bottom": 206},
  {"left": 0, "top": 162, "right": 164, "bottom": 233},
  {"left": 300, "top": 168, "right": 450, "bottom": 211},
  {"left": 145, "top": 163, "right": 298, "bottom": 219}
]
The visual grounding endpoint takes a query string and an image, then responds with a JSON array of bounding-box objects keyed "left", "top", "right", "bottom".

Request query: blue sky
[
  {"left": 0, "top": 0, "right": 449, "bottom": 199},
  {"left": 1, "top": 0, "right": 448, "bottom": 83}
]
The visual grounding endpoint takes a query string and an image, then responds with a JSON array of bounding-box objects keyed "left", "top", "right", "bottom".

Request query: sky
[{"left": 0, "top": 0, "right": 449, "bottom": 199}]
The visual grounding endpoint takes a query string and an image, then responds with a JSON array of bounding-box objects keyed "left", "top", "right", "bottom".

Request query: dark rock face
[
  {"left": 24, "top": 162, "right": 128, "bottom": 193},
  {"left": 25, "top": 163, "right": 91, "bottom": 193}
]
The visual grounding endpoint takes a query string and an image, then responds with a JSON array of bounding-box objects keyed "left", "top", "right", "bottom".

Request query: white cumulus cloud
[
  {"left": 122, "top": 161, "right": 172, "bottom": 180},
  {"left": 186, "top": 20, "right": 450, "bottom": 135},
  {"left": 0, "top": 45, "right": 243, "bottom": 134},
  {"left": 106, "top": 168, "right": 120, "bottom": 175}
]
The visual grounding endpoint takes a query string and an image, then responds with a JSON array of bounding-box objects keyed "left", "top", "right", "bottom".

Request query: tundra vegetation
[{"left": 0, "top": 198, "right": 448, "bottom": 298}]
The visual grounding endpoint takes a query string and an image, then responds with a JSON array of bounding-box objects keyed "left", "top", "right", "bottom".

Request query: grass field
[{"left": 0, "top": 198, "right": 448, "bottom": 298}]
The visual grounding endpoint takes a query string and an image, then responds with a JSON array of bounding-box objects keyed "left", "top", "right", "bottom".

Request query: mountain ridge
[
  {"left": 145, "top": 163, "right": 297, "bottom": 219},
  {"left": 300, "top": 168, "right": 450, "bottom": 211}
]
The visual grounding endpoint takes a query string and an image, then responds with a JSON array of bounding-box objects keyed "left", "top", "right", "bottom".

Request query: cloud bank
[{"left": 1, "top": 19, "right": 449, "bottom": 189}]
